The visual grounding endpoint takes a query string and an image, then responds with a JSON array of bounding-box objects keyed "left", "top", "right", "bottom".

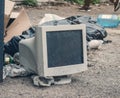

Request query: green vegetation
[
  {"left": 65, "top": 0, "right": 100, "bottom": 5},
  {"left": 23, "top": 0, "right": 38, "bottom": 6},
  {"left": 65, "top": 0, "right": 84, "bottom": 5},
  {"left": 22, "top": 0, "right": 100, "bottom": 6},
  {"left": 92, "top": 0, "right": 100, "bottom": 4}
]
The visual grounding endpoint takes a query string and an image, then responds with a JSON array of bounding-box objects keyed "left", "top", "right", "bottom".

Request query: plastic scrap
[
  {"left": 88, "top": 40, "right": 103, "bottom": 50},
  {"left": 39, "top": 14, "right": 65, "bottom": 25},
  {"left": 13, "top": 52, "right": 20, "bottom": 64},
  {"left": 3, "top": 64, "right": 30, "bottom": 79}
]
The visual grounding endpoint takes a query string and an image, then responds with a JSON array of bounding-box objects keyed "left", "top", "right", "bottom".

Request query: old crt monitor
[{"left": 19, "top": 24, "right": 87, "bottom": 77}]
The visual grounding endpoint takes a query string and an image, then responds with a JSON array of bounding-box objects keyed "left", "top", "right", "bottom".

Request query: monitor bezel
[{"left": 36, "top": 24, "right": 87, "bottom": 76}]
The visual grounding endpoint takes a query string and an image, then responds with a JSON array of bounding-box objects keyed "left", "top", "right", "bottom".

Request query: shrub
[
  {"left": 65, "top": 0, "right": 100, "bottom": 5},
  {"left": 23, "top": 0, "right": 38, "bottom": 6},
  {"left": 65, "top": 0, "right": 84, "bottom": 5},
  {"left": 92, "top": 0, "right": 100, "bottom": 4}
]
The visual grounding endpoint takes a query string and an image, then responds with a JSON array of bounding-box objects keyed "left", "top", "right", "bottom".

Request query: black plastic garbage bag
[
  {"left": 4, "top": 15, "right": 107, "bottom": 56},
  {"left": 4, "top": 36, "right": 22, "bottom": 57},
  {"left": 4, "top": 27, "right": 35, "bottom": 56},
  {"left": 65, "top": 15, "right": 107, "bottom": 41},
  {"left": 41, "top": 15, "right": 107, "bottom": 41}
]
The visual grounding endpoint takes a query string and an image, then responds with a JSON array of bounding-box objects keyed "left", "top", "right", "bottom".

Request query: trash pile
[{"left": 3, "top": 0, "right": 109, "bottom": 87}]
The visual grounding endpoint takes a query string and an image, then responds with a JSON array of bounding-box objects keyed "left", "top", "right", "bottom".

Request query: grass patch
[{"left": 23, "top": 0, "right": 38, "bottom": 7}]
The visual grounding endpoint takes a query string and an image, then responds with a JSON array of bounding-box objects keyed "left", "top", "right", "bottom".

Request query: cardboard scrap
[
  {"left": 4, "top": 0, "right": 15, "bottom": 29},
  {"left": 10, "top": 12, "right": 19, "bottom": 19},
  {"left": 6, "top": 12, "right": 20, "bottom": 28},
  {"left": 4, "top": 9, "right": 31, "bottom": 43}
]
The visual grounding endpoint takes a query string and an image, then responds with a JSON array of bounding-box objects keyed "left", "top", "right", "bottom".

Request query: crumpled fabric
[{"left": 3, "top": 64, "right": 30, "bottom": 79}]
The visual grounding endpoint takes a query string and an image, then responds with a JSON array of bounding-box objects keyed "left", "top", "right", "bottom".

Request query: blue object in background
[
  {"left": 97, "top": 14, "right": 119, "bottom": 28},
  {"left": 0, "top": 0, "right": 4, "bottom": 82}
]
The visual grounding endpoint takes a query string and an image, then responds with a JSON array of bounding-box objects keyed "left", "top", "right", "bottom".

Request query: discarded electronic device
[{"left": 19, "top": 24, "right": 87, "bottom": 84}]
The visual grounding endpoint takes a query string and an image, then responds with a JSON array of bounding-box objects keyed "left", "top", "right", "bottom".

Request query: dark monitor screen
[{"left": 47, "top": 30, "right": 83, "bottom": 68}]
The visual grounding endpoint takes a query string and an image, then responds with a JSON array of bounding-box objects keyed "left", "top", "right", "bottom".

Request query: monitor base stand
[
  {"left": 54, "top": 75, "right": 71, "bottom": 85},
  {"left": 32, "top": 75, "right": 71, "bottom": 87}
]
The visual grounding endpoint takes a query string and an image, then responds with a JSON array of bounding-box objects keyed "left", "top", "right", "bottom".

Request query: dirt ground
[{"left": 0, "top": 3, "right": 120, "bottom": 98}]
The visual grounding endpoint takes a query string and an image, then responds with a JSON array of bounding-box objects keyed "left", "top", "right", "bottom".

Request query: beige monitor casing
[{"left": 19, "top": 24, "right": 87, "bottom": 77}]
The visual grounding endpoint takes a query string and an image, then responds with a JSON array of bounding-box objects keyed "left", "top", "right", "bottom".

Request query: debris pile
[{"left": 3, "top": 0, "right": 110, "bottom": 87}]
